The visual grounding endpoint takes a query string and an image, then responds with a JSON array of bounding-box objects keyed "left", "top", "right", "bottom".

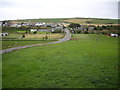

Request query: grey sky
[{"left": 0, "top": 0, "right": 119, "bottom": 20}]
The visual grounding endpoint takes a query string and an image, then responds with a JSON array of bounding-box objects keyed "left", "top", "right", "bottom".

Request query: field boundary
[{"left": 0, "top": 29, "right": 71, "bottom": 54}]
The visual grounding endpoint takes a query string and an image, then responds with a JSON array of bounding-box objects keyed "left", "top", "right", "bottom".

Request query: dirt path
[{"left": 0, "top": 28, "right": 71, "bottom": 54}]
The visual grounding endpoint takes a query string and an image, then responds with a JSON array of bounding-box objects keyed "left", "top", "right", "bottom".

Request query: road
[{"left": 0, "top": 28, "right": 71, "bottom": 54}]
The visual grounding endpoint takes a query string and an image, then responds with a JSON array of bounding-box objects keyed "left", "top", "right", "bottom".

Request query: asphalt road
[{"left": 0, "top": 28, "right": 71, "bottom": 54}]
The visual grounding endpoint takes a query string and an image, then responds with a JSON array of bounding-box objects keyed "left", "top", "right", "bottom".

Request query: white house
[
  {"left": 0, "top": 33, "right": 9, "bottom": 36},
  {"left": 35, "top": 23, "right": 44, "bottom": 26},
  {"left": 111, "top": 34, "right": 118, "bottom": 37},
  {"left": 30, "top": 29, "right": 37, "bottom": 32}
]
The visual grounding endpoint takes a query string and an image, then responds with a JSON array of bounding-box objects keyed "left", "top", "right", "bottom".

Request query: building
[
  {"left": 38, "top": 29, "right": 51, "bottom": 32},
  {"left": 88, "top": 27, "right": 94, "bottom": 31},
  {"left": 110, "top": 34, "right": 118, "bottom": 37},
  {"left": 55, "top": 26, "right": 63, "bottom": 29},
  {"left": 30, "top": 29, "right": 37, "bottom": 32}
]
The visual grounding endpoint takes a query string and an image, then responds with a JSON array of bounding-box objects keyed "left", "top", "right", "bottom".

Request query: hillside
[{"left": 14, "top": 18, "right": 118, "bottom": 25}]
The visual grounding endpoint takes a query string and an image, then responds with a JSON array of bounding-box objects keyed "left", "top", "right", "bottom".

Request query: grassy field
[
  {"left": 2, "top": 34, "right": 64, "bottom": 50},
  {"left": 2, "top": 34, "right": 64, "bottom": 39},
  {"left": 24, "top": 34, "right": 64, "bottom": 40},
  {"left": 2, "top": 40, "right": 56, "bottom": 50},
  {"left": 62, "top": 18, "right": 118, "bottom": 24},
  {"left": 15, "top": 18, "right": 68, "bottom": 23},
  {"left": 2, "top": 34, "right": 118, "bottom": 88},
  {"left": 15, "top": 18, "right": 118, "bottom": 24}
]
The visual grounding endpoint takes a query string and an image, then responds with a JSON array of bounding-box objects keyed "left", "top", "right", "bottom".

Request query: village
[
  {"left": 0, "top": 20, "right": 119, "bottom": 37},
  {"left": 0, "top": 0, "right": 119, "bottom": 88}
]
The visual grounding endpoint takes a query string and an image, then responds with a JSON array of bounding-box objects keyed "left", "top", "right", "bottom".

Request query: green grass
[
  {"left": 1, "top": 33, "right": 64, "bottom": 50},
  {"left": 92, "top": 19, "right": 118, "bottom": 24},
  {"left": 2, "top": 40, "right": 56, "bottom": 50},
  {"left": 17, "top": 31, "right": 26, "bottom": 33},
  {"left": 15, "top": 18, "right": 118, "bottom": 24},
  {"left": 16, "top": 18, "right": 68, "bottom": 23},
  {"left": 2, "top": 34, "right": 118, "bottom": 88},
  {"left": 2, "top": 34, "right": 22, "bottom": 39}
]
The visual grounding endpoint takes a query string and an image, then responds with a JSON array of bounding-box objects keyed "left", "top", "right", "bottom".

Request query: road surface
[{"left": 0, "top": 28, "right": 71, "bottom": 54}]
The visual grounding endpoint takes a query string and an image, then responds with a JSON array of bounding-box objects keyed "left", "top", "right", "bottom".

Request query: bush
[
  {"left": 84, "top": 31, "right": 88, "bottom": 34},
  {"left": 45, "top": 35, "right": 48, "bottom": 39},
  {"left": 33, "top": 31, "right": 37, "bottom": 34},
  {"left": 22, "top": 34, "right": 25, "bottom": 38}
]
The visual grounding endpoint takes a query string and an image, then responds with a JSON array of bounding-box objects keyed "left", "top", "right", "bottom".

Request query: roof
[{"left": 38, "top": 29, "right": 51, "bottom": 32}]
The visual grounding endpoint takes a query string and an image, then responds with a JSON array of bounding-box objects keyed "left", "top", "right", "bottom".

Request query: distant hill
[{"left": 12, "top": 17, "right": 118, "bottom": 24}]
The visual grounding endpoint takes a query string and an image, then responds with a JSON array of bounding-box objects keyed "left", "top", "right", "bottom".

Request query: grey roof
[{"left": 38, "top": 29, "right": 51, "bottom": 32}]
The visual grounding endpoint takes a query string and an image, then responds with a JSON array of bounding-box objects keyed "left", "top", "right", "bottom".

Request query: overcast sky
[{"left": 0, "top": 0, "right": 119, "bottom": 20}]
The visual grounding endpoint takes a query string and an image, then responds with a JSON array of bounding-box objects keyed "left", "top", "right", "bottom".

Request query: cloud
[{"left": 0, "top": 0, "right": 118, "bottom": 20}]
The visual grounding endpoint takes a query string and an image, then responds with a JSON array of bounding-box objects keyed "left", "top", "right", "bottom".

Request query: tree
[
  {"left": 84, "top": 31, "right": 88, "bottom": 34},
  {"left": 22, "top": 34, "right": 25, "bottom": 38},
  {"left": 45, "top": 35, "right": 48, "bottom": 39},
  {"left": 85, "top": 21, "right": 92, "bottom": 24},
  {"left": 33, "top": 31, "right": 37, "bottom": 34},
  {"left": 68, "top": 23, "right": 80, "bottom": 29}
]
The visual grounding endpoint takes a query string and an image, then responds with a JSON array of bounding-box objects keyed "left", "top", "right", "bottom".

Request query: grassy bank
[{"left": 2, "top": 34, "right": 118, "bottom": 88}]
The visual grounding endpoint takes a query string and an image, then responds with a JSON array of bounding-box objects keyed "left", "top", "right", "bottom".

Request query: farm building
[{"left": 0, "top": 33, "right": 9, "bottom": 36}]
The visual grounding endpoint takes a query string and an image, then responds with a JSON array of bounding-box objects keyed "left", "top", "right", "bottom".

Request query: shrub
[
  {"left": 22, "top": 34, "right": 25, "bottom": 38},
  {"left": 33, "top": 31, "right": 37, "bottom": 34},
  {"left": 84, "top": 31, "right": 88, "bottom": 34}
]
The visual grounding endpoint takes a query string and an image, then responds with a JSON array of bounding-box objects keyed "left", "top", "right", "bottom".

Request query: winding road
[{"left": 0, "top": 28, "right": 71, "bottom": 54}]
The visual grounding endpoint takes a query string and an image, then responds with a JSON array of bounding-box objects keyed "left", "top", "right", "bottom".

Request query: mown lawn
[{"left": 2, "top": 34, "right": 118, "bottom": 88}]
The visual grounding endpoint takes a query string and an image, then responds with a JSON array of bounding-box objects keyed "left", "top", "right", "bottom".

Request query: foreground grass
[{"left": 2, "top": 34, "right": 118, "bottom": 88}]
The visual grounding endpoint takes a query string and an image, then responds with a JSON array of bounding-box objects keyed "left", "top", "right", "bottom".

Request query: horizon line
[{"left": 0, "top": 17, "right": 118, "bottom": 21}]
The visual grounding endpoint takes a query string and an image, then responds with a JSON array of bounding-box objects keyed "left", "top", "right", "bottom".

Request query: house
[
  {"left": 2, "top": 21, "right": 9, "bottom": 26},
  {"left": 35, "top": 23, "right": 43, "bottom": 26},
  {"left": 110, "top": 34, "right": 118, "bottom": 37},
  {"left": 108, "top": 33, "right": 118, "bottom": 37},
  {"left": 88, "top": 27, "right": 94, "bottom": 31},
  {"left": 0, "top": 33, "right": 9, "bottom": 36},
  {"left": 35, "top": 23, "right": 46, "bottom": 26},
  {"left": 38, "top": 29, "right": 51, "bottom": 32},
  {"left": 11, "top": 23, "right": 22, "bottom": 27},
  {"left": 30, "top": 29, "right": 37, "bottom": 32},
  {"left": 55, "top": 26, "right": 63, "bottom": 30}
]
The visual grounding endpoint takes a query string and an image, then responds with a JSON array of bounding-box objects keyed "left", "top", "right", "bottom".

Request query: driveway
[{"left": 0, "top": 28, "right": 71, "bottom": 54}]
